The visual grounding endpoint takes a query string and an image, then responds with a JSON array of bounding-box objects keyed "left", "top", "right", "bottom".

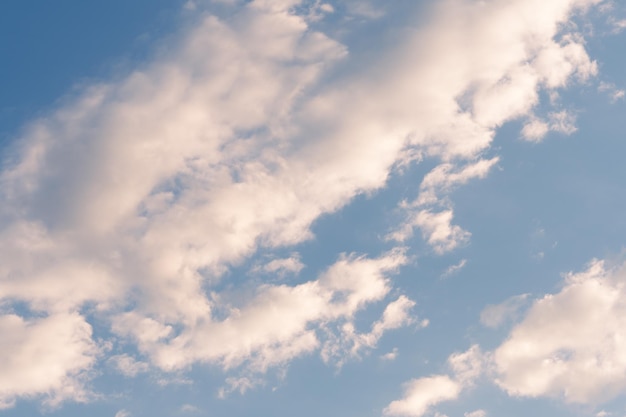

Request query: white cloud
[
  {"left": 392, "top": 258, "right": 626, "bottom": 412},
  {"left": 521, "top": 118, "right": 550, "bottom": 141},
  {"left": 389, "top": 158, "right": 498, "bottom": 253},
  {"left": 448, "top": 345, "right": 485, "bottom": 385},
  {"left": 532, "top": 34, "right": 598, "bottom": 89},
  {"left": 0, "top": 313, "right": 98, "bottom": 409},
  {"left": 0, "top": 0, "right": 606, "bottom": 408},
  {"left": 113, "top": 249, "right": 411, "bottom": 372},
  {"left": 521, "top": 110, "right": 579, "bottom": 141},
  {"left": 441, "top": 259, "right": 468, "bottom": 279},
  {"left": 381, "top": 348, "right": 399, "bottom": 361},
  {"left": 109, "top": 354, "right": 150, "bottom": 378},
  {"left": 345, "top": 1, "right": 385, "bottom": 19},
  {"left": 548, "top": 110, "right": 578, "bottom": 135},
  {"left": 180, "top": 403, "right": 201, "bottom": 413},
  {"left": 217, "top": 376, "right": 261, "bottom": 398},
  {"left": 599, "top": 81, "right": 626, "bottom": 103},
  {"left": 385, "top": 346, "right": 485, "bottom": 417},
  {"left": 322, "top": 295, "right": 417, "bottom": 366},
  {"left": 493, "top": 259, "right": 626, "bottom": 404},
  {"left": 606, "top": 12, "right": 626, "bottom": 34},
  {"left": 301, "top": 1, "right": 336, "bottom": 21},
  {"left": 480, "top": 294, "right": 530, "bottom": 328},
  {"left": 612, "top": 19, "right": 626, "bottom": 32},
  {"left": 251, "top": 254, "right": 305, "bottom": 277},
  {"left": 464, "top": 410, "right": 487, "bottom": 417},
  {"left": 412, "top": 210, "right": 471, "bottom": 254},
  {"left": 319, "top": 3, "right": 334, "bottom": 14},
  {"left": 416, "top": 159, "right": 500, "bottom": 207},
  {"left": 384, "top": 375, "right": 461, "bottom": 417},
  {"left": 611, "top": 90, "right": 625, "bottom": 101},
  {"left": 115, "top": 411, "right": 131, "bottom": 417}
]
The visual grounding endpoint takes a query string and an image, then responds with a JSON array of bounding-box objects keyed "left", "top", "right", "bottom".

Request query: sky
[{"left": 1, "top": 1, "right": 626, "bottom": 416}]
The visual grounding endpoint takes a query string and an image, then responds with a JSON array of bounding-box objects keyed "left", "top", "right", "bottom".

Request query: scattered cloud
[
  {"left": 384, "top": 375, "right": 462, "bottom": 417},
  {"left": 345, "top": 1, "right": 386, "bottom": 19},
  {"left": 218, "top": 377, "right": 262, "bottom": 399},
  {"left": 109, "top": 354, "right": 150, "bottom": 378},
  {"left": 548, "top": 110, "right": 578, "bottom": 135},
  {"left": 413, "top": 210, "right": 471, "bottom": 254},
  {"left": 251, "top": 254, "right": 305, "bottom": 277},
  {"left": 449, "top": 345, "right": 485, "bottom": 385},
  {"left": 403, "top": 258, "right": 626, "bottom": 410},
  {"left": 385, "top": 345, "right": 485, "bottom": 417},
  {"left": 381, "top": 348, "right": 399, "bottom": 361},
  {"left": 322, "top": 295, "right": 418, "bottom": 366},
  {"left": 441, "top": 259, "right": 468, "bottom": 279},
  {"left": 599, "top": 81, "right": 626, "bottom": 103},
  {"left": 180, "top": 404, "right": 201, "bottom": 413},
  {"left": 521, "top": 118, "right": 550, "bottom": 141},
  {"left": 607, "top": 16, "right": 626, "bottom": 34},
  {"left": 416, "top": 159, "right": 500, "bottom": 207},
  {"left": 0, "top": 0, "right": 607, "bottom": 409},
  {"left": 521, "top": 110, "right": 579, "bottom": 142},
  {"left": 319, "top": 3, "right": 334, "bottom": 14},
  {"left": 390, "top": 158, "right": 498, "bottom": 253},
  {"left": 112, "top": 249, "right": 411, "bottom": 373},
  {"left": 464, "top": 410, "right": 487, "bottom": 417}
]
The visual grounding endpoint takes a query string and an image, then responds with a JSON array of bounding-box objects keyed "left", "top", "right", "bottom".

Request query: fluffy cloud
[
  {"left": 384, "top": 375, "right": 462, "bottom": 417},
  {"left": 113, "top": 249, "right": 411, "bottom": 372},
  {"left": 0, "top": 312, "right": 98, "bottom": 409},
  {"left": 412, "top": 210, "right": 471, "bottom": 254},
  {"left": 522, "top": 110, "right": 579, "bottom": 141},
  {"left": 0, "top": 0, "right": 605, "bottom": 408},
  {"left": 385, "top": 0, "right": 600, "bottom": 250},
  {"left": 449, "top": 345, "right": 485, "bottom": 385},
  {"left": 385, "top": 345, "right": 485, "bottom": 417},
  {"left": 494, "top": 260, "right": 626, "bottom": 404},
  {"left": 390, "top": 258, "right": 626, "bottom": 413}
]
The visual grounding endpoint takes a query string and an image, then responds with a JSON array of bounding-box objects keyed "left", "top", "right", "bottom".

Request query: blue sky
[{"left": 1, "top": 1, "right": 626, "bottom": 417}]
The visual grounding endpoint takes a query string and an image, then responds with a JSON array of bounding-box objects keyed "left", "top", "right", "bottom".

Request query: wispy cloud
[
  {"left": 441, "top": 259, "right": 468, "bottom": 279},
  {"left": 480, "top": 294, "right": 530, "bottom": 328}
]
